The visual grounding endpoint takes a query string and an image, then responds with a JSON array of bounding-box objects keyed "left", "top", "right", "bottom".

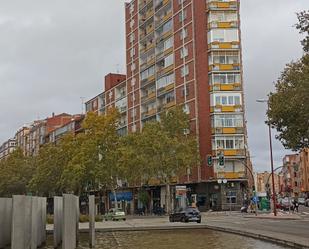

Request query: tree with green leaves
[
  {"left": 0, "top": 149, "right": 34, "bottom": 197},
  {"left": 268, "top": 11, "right": 309, "bottom": 151}
]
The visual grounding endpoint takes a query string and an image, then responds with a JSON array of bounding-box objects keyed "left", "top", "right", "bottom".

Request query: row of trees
[{"left": 0, "top": 106, "right": 200, "bottom": 211}]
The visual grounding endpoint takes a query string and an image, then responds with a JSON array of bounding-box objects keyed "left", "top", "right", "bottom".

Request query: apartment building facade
[
  {"left": 0, "top": 138, "right": 17, "bottom": 160},
  {"left": 282, "top": 150, "right": 309, "bottom": 198},
  {"left": 254, "top": 171, "right": 283, "bottom": 197},
  {"left": 84, "top": 0, "right": 249, "bottom": 211},
  {"left": 124, "top": 0, "right": 249, "bottom": 210}
]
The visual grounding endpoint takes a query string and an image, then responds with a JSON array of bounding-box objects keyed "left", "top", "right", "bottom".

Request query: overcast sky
[{"left": 0, "top": 0, "right": 307, "bottom": 172}]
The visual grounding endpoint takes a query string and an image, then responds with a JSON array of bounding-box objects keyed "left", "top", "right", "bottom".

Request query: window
[
  {"left": 180, "top": 28, "right": 188, "bottom": 40},
  {"left": 181, "top": 85, "right": 189, "bottom": 97},
  {"left": 130, "top": 19, "right": 135, "bottom": 29},
  {"left": 181, "top": 65, "right": 189, "bottom": 77},
  {"left": 164, "top": 54, "right": 174, "bottom": 67},
  {"left": 212, "top": 114, "right": 243, "bottom": 128},
  {"left": 131, "top": 77, "right": 136, "bottom": 87},
  {"left": 178, "top": 0, "right": 184, "bottom": 5},
  {"left": 131, "top": 63, "right": 136, "bottom": 72},
  {"left": 130, "top": 33, "right": 135, "bottom": 43},
  {"left": 179, "top": 9, "right": 187, "bottom": 22},
  {"left": 209, "top": 51, "right": 239, "bottom": 65},
  {"left": 183, "top": 104, "right": 190, "bottom": 114},
  {"left": 180, "top": 46, "right": 188, "bottom": 59},
  {"left": 208, "top": 29, "right": 239, "bottom": 43},
  {"left": 130, "top": 3, "right": 134, "bottom": 14},
  {"left": 141, "top": 65, "right": 155, "bottom": 80},
  {"left": 164, "top": 37, "right": 173, "bottom": 50},
  {"left": 208, "top": 11, "right": 238, "bottom": 23},
  {"left": 209, "top": 73, "right": 241, "bottom": 85},
  {"left": 130, "top": 47, "right": 135, "bottom": 58},
  {"left": 156, "top": 73, "right": 174, "bottom": 89},
  {"left": 212, "top": 136, "right": 244, "bottom": 150},
  {"left": 212, "top": 93, "right": 242, "bottom": 106}
]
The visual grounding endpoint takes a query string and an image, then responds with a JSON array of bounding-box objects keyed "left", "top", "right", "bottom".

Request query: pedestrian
[{"left": 293, "top": 200, "right": 299, "bottom": 212}]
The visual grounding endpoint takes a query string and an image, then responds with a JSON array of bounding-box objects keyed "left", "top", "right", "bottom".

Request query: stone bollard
[
  {"left": 30, "top": 197, "right": 39, "bottom": 249},
  {"left": 11, "top": 195, "right": 32, "bottom": 249},
  {"left": 89, "top": 195, "right": 95, "bottom": 247},
  {"left": 62, "top": 194, "right": 78, "bottom": 249},
  {"left": 53, "top": 196, "right": 63, "bottom": 248},
  {"left": 0, "top": 198, "right": 12, "bottom": 248}
]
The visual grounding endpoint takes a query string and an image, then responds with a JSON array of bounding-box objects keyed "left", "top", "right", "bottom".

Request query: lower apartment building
[
  {"left": 282, "top": 149, "right": 309, "bottom": 198},
  {"left": 0, "top": 138, "right": 17, "bottom": 161}
]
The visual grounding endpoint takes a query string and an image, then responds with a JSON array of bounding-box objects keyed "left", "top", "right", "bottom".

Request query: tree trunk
[{"left": 165, "top": 183, "right": 171, "bottom": 214}]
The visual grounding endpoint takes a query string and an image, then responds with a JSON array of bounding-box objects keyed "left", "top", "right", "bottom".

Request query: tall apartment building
[
  {"left": 254, "top": 171, "right": 283, "bottom": 197},
  {"left": 124, "top": 0, "right": 249, "bottom": 210},
  {"left": 85, "top": 0, "right": 249, "bottom": 211}
]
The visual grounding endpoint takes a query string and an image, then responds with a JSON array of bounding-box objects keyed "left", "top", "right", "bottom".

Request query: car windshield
[{"left": 186, "top": 208, "right": 199, "bottom": 213}]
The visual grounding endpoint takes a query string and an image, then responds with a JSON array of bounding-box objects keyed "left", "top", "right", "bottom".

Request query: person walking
[{"left": 293, "top": 199, "right": 299, "bottom": 212}]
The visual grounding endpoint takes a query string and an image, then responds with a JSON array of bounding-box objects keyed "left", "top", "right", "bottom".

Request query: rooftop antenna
[{"left": 116, "top": 64, "right": 120, "bottom": 74}]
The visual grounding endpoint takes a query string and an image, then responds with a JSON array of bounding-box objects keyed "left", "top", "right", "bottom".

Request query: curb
[{"left": 243, "top": 215, "right": 301, "bottom": 220}]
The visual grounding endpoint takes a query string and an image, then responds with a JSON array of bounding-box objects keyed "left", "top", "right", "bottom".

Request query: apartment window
[
  {"left": 130, "top": 47, "right": 135, "bottom": 58},
  {"left": 180, "top": 46, "right": 188, "bottom": 59},
  {"left": 164, "top": 37, "right": 173, "bottom": 50},
  {"left": 130, "top": 33, "right": 135, "bottom": 43},
  {"left": 164, "top": 54, "right": 174, "bottom": 67},
  {"left": 181, "top": 65, "right": 189, "bottom": 77},
  {"left": 181, "top": 85, "right": 189, "bottom": 97},
  {"left": 212, "top": 114, "right": 243, "bottom": 128},
  {"left": 178, "top": 0, "right": 184, "bottom": 5},
  {"left": 131, "top": 77, "right": 136, "bottom": 87},
  {"left": 208, "top": 29, "right": 239, "bottom": 43},
  {"left": 212, "top": 93, "right": 242, "bottom": 106},
  {"left": 210, "top": 73, "right": 241, "bottom": 85},
  {"left": 131, "top": 63, "right": 136, "bottom": 72},
  {"left": 209, "top": 51, "right": 240, "bottom": 65},
  {"left": 295, "top": 181, "right": 298, "bottom": 187},
  {"left": 180, "top": 28, "right": 188, "bottom": 40},
  {"left": 212, "top": 136, "right": 244, "bottom": 150},
  {"left": 156, "top": 73, "right": 174, "bottom": 89},
  {"left": 130, "top": 19, "right": 135, "bottom": 29},
  {"left": 183, "top": 104, "right": 190, "bottom": 114},
  {"left": 179, "top": 9, "right": 187, "bottom": 22},
  {"left": 165, "top": 91, "right": 175, "bottom": 103},
  {"left": 130, "top": 3, "right": 134, "bottom": 14},
  {"left": 208, "top": 11, "right": 237, "bottom": 23},
  {"left": 141, "top": 65, "right": 155, "bottom": 80}
]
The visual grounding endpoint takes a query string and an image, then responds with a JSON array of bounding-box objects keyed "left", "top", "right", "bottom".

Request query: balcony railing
[
  {"left": 211, "top": 127, "right": 244, "bottom": 134},
  {"left": 141, "top": 91, "right": 156, "bottom": 103},
  {"left": 206, "top": 1, "right": 238, "bottom": 11},
  {"left": 210, "top": 83, "right": 241, "bottom": 91},
  {"left": 208, "top": 21, "right": 238, "bottom": 29},
  {"left": 157, "top": 83, "right": 174, "bottom": 96},
  {"left": 212, "top": 149, "right": 246, "bottom": 157},
  {"left": 208, "top": 41, "right": 240, "bottom": 50},
  {"left": 210, "top": 105, "right": 243, "bottom": 113},
  {"left": 209, "top": 63, "right": 240, "bottom": 72},
  {"left": 141, "top": 108, "right": 157, "bottom": 119}
]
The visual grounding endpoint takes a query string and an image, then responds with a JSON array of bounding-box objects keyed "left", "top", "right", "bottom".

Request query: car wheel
[
  {"left": 181, "top": 216, "right": 186, "bottom": 223},
  {"left": 197, "top": 219, "right": 201, "bottom": 224},
  {"left": 169, "top": 216, "right": 174, "bottom": 222},
  {"left": 123, "top": 218, "right": 126, "bottom": 221}
]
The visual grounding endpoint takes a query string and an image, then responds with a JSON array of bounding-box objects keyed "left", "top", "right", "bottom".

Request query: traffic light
[
  {"left": 206, "top": 155, "right": 213, "bottom": 166},
  {"left": 218, "top": 153, "right": 224, "bottom": 166}
]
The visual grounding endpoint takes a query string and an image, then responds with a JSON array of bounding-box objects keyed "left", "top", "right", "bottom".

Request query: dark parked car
[{"left": 169, "top": 207, "right": 201, "bottom": 223}]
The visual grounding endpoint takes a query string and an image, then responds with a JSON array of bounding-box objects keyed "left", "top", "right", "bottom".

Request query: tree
[
  {"left": 0, "top": 149, "right": 34, "bottom": 197},
  {"left": 296, "top": 10, "right": 309, "bottom": 53},
  {"left": 267, "top": 12, "right": 309, "bottom": 151}
]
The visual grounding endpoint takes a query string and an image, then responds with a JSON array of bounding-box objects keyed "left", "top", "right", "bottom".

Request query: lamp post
[{"left": 256, "top": 98, "right": 277, "bottom": 216}]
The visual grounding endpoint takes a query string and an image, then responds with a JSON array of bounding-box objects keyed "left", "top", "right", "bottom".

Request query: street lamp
[{"left": 256, "top": 98, "right": 277, "bottom": 216}]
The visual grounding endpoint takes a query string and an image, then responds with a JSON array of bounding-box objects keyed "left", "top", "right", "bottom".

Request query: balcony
[
  {"left": 157, "top": 83, "right": 174, "bottom": 96},
  {"left": 156, "top": 29, "right": 173, "bottom": 44},
  {"left": 158, "top": 100, "right": 175, "bottom": 112},
  {"left": 210, "top": 83, "right": 241, "bottom": 91},
  {"left": 141, "top": 75, "right": 155, "bottom": 88},
  {"left": 141, "top": 91, "right": 156, "bottom": 103},
  {"left": 208, "top": 41, "right": 240, "bottom": 50},
  {"left": 156, "top": 64, "right": 174, "bottom": 78},
  {"left": 206, "top": 1, "right": 238, "bottom": 11},
  {"left": 211, "top": 127, "right": 244, "bottom": 135},
  {"left": 139, "top": 0, "right": 152, "bottom": 11},
  {"left": 209, "top": 63, "right": 240, "bottom": 72},
  {"left": 142, "top": 108, "right": 157, "bottom": 119},
  {"left": 210, "top": 105, "right": 243, "bottom": 113},
  {"left": 212, "top": 149, "right": 246, "bottom": 157},
  {"left": 208, "top": 21, "right": 238, "bottom": 29}
]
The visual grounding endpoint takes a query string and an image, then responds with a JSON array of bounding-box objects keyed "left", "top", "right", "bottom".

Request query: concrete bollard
[
  {"left": 30, "top": 197, "right": 39, "bottom": 249},
  {"left": 4, "top": 198, "right": 12, "bottom": 246},
  {"left": 89, "top": 195, "right": 95, "bottom": 247},
  {"left": 53, "top": 196, "right": 63, "bottom": 248},
  {"left": 0, "top": 198, "right": 11, "bottom": 248},
  {"left": 76, "top": 196, "right": 79, "bottom": 244},
  {"left": 62, "top": 194, "right": 77, "bottom": 249}
]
